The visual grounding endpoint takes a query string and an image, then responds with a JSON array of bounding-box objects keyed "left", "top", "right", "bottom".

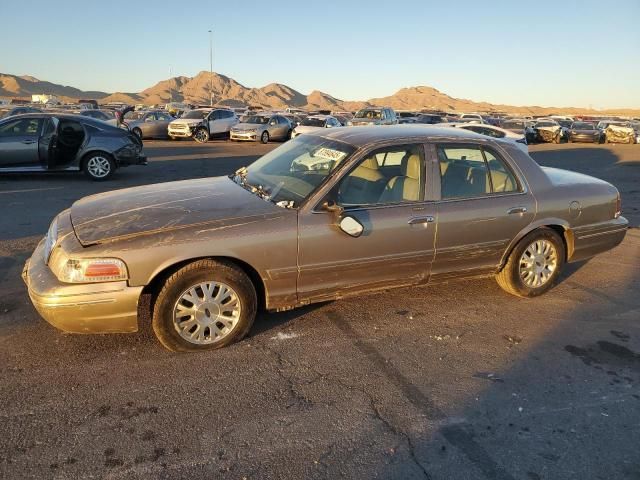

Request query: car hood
[
  {"left": 294, "top": 125, "right": 324, "bottom": 134},
  {"left": 170, "top": 118, "right": 204, "bottom": 126},
  {"left": 70, "top": 177, "right": 281, "bottom": 246},
  {"left": 233, "top": 122, "right": 266, "bottom": 130},
  {"left": 571, "top": 129, "right": 598, "bottom": 134}
]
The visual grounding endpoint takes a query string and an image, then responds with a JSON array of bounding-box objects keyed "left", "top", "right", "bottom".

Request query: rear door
[
  {"left": 431, "top": 143, "right": 535, "bottom": 282},
  {"left": 0, "top": 117, "right": 43, "bottom": 167}
]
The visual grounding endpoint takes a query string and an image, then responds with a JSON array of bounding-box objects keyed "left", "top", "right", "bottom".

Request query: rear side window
[{"left": 438, "top": 145, "right": 519, "bottom": 199}]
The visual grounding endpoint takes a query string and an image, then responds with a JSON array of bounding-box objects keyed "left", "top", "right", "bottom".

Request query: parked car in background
[
  {"left": 333, "top": 115, "right": 352, "bottom": 126},
  {"left": 291, "top": 115, "right": 341, "bottom": 138},
  {"left": 396, "top": 111, "right": 419, "bottom": 124},
  {"left": 78, "top": 109, "right": 118, "bottom": 127},
  {"left": 168, "top": 108, "right": 238, "bottom": 143},
  {"left": 352, "top": 107, "right": 398, "bottom": 126},
  {"left": 165, "top": 102, "right": 189, "bottom": 116},
  {"left": 459, "top": 113, "right": 485, "bottom": 123},
  {"left": 534, "top": 119, "right": 564, "bottom": 143},
  {"left": 501, "top": 118, "right": 537, "bottom": 144},
  {"left": 438, "top": 122, "right": 528, "bottom": 153},
  {"left": 603, "top": 122, "right": 636, "bottom": 144},
  {"left": 567, "top": 121, "right": 602, "bottom": 143},
  {"left": 0, "top": 113, "right": 146, "bottom": 180},
  {"left": 124, "top": 110, "right": 174, "bottom": 139},
  {"left": 22, "top": 125, "right": 627, "bottom": 352},
  {"left": 0, "top": 106, "right": 43, "bottom": 119},
  {"left": 414, "top": 113, "right": 446, "bottom": 125},
  {"left": 230, "top": 114, "right": 292, "bottom": 143}
]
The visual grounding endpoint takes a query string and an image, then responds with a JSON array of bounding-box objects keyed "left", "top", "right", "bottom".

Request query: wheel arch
[
  {"left": 140, "top": 255, "right": 267, "bottom": 315},
  {"left": 499, "top": 218, "right": 574, "bottom": 270}
]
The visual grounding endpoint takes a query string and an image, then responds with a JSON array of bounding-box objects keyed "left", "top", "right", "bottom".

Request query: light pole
[
  {"left": 169, "top": 66, "right": 173, "bottom": 104},
  {"left": 208, "top": 29, "right": 213, "bottom": 106}
]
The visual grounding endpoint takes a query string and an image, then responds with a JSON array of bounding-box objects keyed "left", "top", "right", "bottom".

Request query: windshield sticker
[{"left": 313, "top": 147, "right": 347, "bottom": 162}]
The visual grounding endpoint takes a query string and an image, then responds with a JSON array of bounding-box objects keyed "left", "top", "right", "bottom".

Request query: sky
[{"left": 1, "top": 0, "right": 639, "bottom": 109}]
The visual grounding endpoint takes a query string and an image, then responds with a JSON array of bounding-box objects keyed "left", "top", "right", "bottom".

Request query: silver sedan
[{"left": 124, "top": 110, "right": 174, "bottom": 139}]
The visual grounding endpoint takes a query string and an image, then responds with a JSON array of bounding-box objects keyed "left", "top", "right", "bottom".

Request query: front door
[
  {"left": 431, "top": 143, "right": 535, "bottom": 281},
  {"left": 0, "top": 117, "right": 43, "bottom": 167},
  {"left": 298, "top": 143, "right": 436, "bottom": 304}
]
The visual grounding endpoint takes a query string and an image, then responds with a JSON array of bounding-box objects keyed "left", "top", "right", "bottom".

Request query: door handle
[
  {"left": 408, "top": 216, "right": 435, "bottom": 225},
  {"left": 22, "top": 140, "right": 36, "bottom": 144},
  {"left": 508, "top": 206, "right": 527, "bottom": 215}
]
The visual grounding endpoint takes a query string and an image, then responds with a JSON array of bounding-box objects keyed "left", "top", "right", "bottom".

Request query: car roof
[
  {"left": 0, "top": 112, "right": 123, "bottom": 130},
  {"left": 307, "top": 124, "right": 489, "bottom": 147}
]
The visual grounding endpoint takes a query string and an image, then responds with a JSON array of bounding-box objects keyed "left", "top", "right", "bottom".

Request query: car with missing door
[
  {"left": 168, "top": 108, "right": 238, "bottom": 142},
  {"left": 23, "top": 126, "right": 627, "bottom": 352},
  {"left": 0, "top": 113, "right": 146, "bottom": 181}
]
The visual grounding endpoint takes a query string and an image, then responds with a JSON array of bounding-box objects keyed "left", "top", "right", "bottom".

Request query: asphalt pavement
[{"left": 0, "top": 140, "right": 639, "bottom": 479}]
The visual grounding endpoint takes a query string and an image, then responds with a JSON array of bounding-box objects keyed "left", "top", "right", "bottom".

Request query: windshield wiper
[{"left": 231, "top": 166, "right": 273, "bottom": 203}]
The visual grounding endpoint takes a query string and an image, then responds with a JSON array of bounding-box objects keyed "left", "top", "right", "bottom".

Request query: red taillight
[{"left": 615, "top": 192, "right": 621, "bottom": 219}]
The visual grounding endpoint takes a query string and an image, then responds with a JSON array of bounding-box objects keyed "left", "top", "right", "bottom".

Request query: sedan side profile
[
  {"left": 0, "top": 113, "right": 146, "bottom": 180},
  {"left": 23, "top": 126, "right": 627, "bottom": 352},
  {"left": 124, "top": 110, "right": 174, "bottom": 139},
  {"left": 230, "top": 114, "right": 292, "bottom": 143}
]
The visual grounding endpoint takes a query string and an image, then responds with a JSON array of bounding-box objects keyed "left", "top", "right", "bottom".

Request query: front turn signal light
[{"left": 60, "top": 258, "right": 128, "bottom": 283}]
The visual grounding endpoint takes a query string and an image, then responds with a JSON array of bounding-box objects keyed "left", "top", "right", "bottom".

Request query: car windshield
[
  {"left": 243, "top": 116, "right": 270, "bottom": 124},
  {"left": 301, "top": 117, "right": 325, "bottom": 127},
  {"left": 571, "top": 122, "right": 594, "bottom": 129},
  {"left": 182, "top": 110, "right": 209, "bottom": 119},
  {"left": 238, "top": 136, "right": 356, "bottom": 207},
  {"left": 355, "top": 109, "right": 382, "bottom": 119}
]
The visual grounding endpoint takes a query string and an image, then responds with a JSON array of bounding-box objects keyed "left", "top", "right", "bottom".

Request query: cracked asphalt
[{"left": 1, "top": 140, "right": 639, "bottom": 479}]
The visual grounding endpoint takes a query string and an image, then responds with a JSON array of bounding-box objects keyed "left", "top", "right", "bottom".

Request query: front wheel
[
  {"left": 83, "top": 152, "right": 116, "bottom": 181},
  {"left": 193, "top": 128, "right": 210, "bottom": 143},
  {"left": 496, "top": 228, "right": 565, "bottom": 298},
  {"left": 261, "top": 131, "right": 269, "bottom": 144},
  {"left": 152, "top": 259, "right": 257, "bottom": 352}
]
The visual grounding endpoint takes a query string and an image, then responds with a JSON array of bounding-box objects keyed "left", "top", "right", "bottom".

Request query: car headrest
[
  {"left": 360, "top": 156, "right": 379, "bottom": 170},
  {"left": 402, "top": 154, "right": 421, "bottom": 179}
]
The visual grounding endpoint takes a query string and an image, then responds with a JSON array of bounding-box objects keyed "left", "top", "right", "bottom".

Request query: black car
[
  {"left": 414, "top": 114, "right": 446, "bottom": 124},
  {"left": 0, "top": 113, "right": 146, "bottom": 181},
  {"left": 567, "top": 121, "right": 602, "bottom": 143}
]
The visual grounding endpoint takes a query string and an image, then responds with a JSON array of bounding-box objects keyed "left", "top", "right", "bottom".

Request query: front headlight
[
  {"left": 43, "top": 217, "right": 59, "bottom": 263},
  {"left": 58, "top": 257, "right": 128, "bottom": 283}
]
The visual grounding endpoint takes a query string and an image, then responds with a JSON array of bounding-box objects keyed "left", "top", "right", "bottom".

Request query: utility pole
[
  {"left": 208, "top": 29, "right": 213, "bottom": 106},
  {"left": 169, "top": 66, "right": 173, "bottom": 104}
]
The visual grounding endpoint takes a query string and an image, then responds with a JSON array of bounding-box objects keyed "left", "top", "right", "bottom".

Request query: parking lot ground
[{"left": 0, "top": 142, "right": 639, "bottom": 479}]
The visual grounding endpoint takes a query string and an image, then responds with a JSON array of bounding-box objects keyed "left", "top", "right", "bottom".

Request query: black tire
[
  {"left": 287, "top": 129, "right": 293, "bottom": 140},
  {"left": 496, "top": 228, "right": 565, "bottom": 298},
  {"left": 132, "top": 128, "right": 143, "bottom": 140},
  {"left": 152, "top": 259, "right": 257, "bottom": 352},
  {"left": 193, "top": 128, "right": 210, "bottom": 143},
  {"left": 261, "top": 131, "right": 269, "bottom": 144},
  {"left": 83, "top": 152, "right": 116, "bottom": 181}
]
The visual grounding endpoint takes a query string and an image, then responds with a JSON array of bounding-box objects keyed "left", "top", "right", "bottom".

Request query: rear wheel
[
  {"left": 261, "top": 131, "right": 269, "bottom": 144},
  {"left": 152, "top": 259, "right": 257, "bottom": 352},
  {"left": 496, "top": 228, "right": 565, "bottom": 298},
  {"left": 193, "top": 128, "right": 210, "bottom": 143},
  {"left": 83, "top": 152, "right": 116, "bottom": 181}
]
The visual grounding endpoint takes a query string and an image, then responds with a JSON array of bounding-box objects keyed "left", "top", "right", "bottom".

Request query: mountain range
[{"left": 1, "top": 71, "right": 638, "bottom": 116}]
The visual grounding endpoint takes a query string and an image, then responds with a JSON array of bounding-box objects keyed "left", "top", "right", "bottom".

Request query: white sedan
[
  {"left": 434, "top": 122, "right": 529, "bottom": 153},
  {"left": 291, "top": 115, "right": 342, "bottom": 138}
]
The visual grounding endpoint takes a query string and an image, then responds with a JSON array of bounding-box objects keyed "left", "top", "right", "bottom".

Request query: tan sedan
[{"left": 23, "top": 126, "right": 628, "bottom": 352}]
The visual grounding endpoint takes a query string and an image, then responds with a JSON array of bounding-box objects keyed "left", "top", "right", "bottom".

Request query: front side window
[
  {"left": 438, "top": 145, "right": 519, "bottom": 199},
  {"left": 337, "top": 145, "right": 424, "bottom": 206},
  {"left": 0, "top": 118, "right": 42, "bottom": 137}
]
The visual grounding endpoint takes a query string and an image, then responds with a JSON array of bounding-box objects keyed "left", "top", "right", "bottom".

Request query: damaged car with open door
[
  {"left": 0, "top": 113, "right": 146, "bottom": 181},
  {"left": 22, "top": 126, "right": 627, "bottom": 352}
]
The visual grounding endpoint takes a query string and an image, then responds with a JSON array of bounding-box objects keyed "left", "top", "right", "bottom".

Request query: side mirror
[{"left": 339, "top": 215, "right": 364, "bottom": 238}]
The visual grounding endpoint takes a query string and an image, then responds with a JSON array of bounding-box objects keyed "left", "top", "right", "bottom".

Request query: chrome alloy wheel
[
  {"left": 519, "top": 239, "right": 558, "bottom": 288},
  {"left": 194, "top": 129, "right": 208, "bottom": 142},
  {"left": 86, "top": 156, "right": 111, "bottom": 178},
  {"left": 173, "top": 282, "right": 241, "bottom": 345}
]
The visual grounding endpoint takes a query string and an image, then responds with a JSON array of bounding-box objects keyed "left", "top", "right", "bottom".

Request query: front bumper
[
  {"left": 23, "top": 239, "right": 143, "bottom": 334},
  {"left": 230, "top": 131, "right": 258, "bottom": 141},
  {"left": 569, "top": 133, "right": 600, "bottom": 143},
  {"left": 168, "top": 128, "right": 193, "bottom": 138}
]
